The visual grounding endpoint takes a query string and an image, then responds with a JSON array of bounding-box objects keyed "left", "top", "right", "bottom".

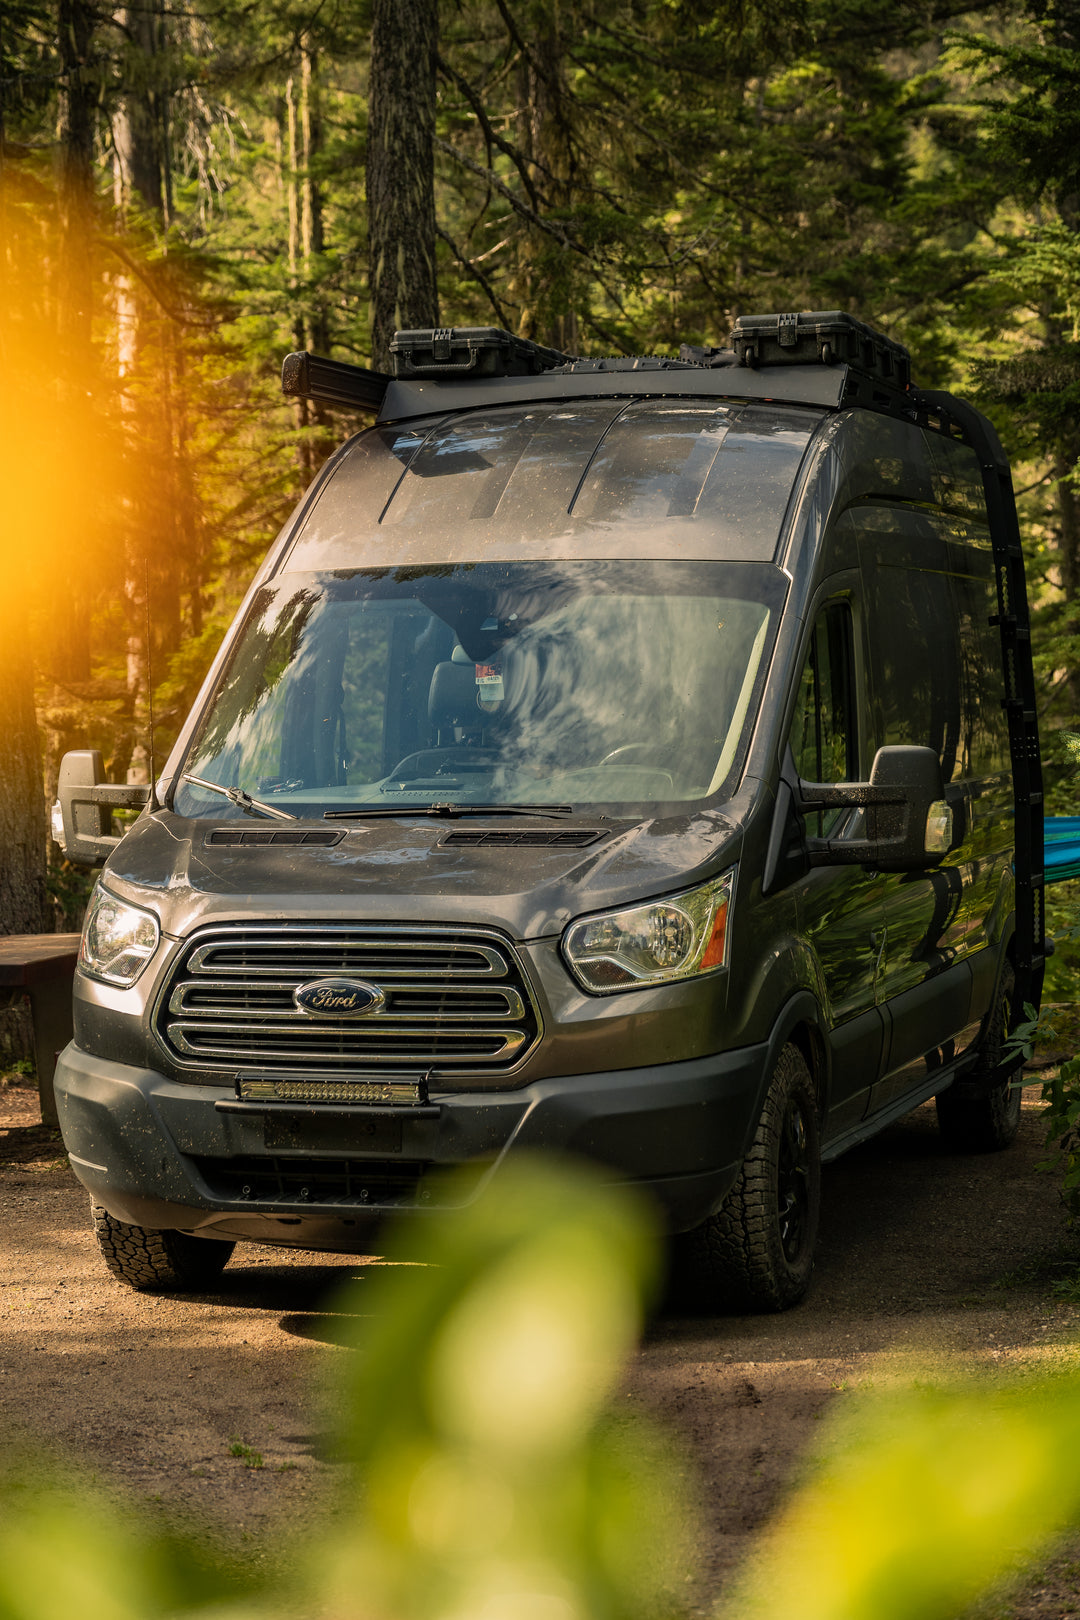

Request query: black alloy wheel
[{"left": 672, "top": 1042, "right": 822, "bottom": 1313}]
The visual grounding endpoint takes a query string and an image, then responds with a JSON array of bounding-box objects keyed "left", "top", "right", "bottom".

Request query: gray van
[{"left": 54, "top": 312, "right": 1046, "bottom": 1311}]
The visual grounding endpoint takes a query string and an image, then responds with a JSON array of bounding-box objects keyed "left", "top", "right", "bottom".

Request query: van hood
[{"left": 100, "top": 803, "right": 750, "bottom": 941}]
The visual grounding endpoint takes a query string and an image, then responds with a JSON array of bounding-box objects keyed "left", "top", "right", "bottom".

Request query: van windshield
[{"left": 172, "top": 560, "right": 786, "bottom": 818}]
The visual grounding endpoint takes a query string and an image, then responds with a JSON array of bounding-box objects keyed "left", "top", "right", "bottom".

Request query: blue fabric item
[{"left": 1045, "top": 816, "right": 1080, "bottom": 883}]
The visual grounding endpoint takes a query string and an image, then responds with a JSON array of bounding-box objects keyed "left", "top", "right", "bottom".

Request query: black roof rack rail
[
  {"left": 281, "top": 351, "right": 389, "bottom": 412},
  {"left": 282, "top": 314, "right": 918, "bottom": 417}
]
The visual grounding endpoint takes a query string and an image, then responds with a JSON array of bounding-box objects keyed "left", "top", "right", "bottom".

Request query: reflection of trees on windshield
[
  {"left": 177, "top": 562, "right": 784, "bottom": 814},
  {"left": 189, "top": 588, "right": 318, "bottom": 782},
  {"left": 493, "top": 595, "right": 765, "bottom": 790}
]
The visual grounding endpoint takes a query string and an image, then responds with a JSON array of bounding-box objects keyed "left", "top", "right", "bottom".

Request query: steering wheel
[
  {"left": 597, "top": 744, "right": 666, "bottom": 767},
  {"left": 593, "top": 743, "right": 675, "bottom": 789}
]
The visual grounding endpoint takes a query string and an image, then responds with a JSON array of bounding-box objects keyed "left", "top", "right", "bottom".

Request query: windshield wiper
[
  {"left": 324, "top": 802, "right": 575, "bottom": 821},
  {"left": 182, "top": 773, "right": 298, "bottom": 822}
]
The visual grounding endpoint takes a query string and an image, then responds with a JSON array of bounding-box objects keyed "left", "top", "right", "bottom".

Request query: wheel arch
[{"left": 757, "top": 990, "right": 832, "bottom": 1133}]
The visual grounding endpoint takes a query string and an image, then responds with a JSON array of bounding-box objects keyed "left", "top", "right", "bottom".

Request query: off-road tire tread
[
  {"left": 92, "top": 1204, "right": 234, "bottom": 1292},
  {"left": 674, "top": 1044, "right": 821, "bottom": 1314},
  {"left": 936, "top": 961, "right": 1022, "bottom": 1154}
]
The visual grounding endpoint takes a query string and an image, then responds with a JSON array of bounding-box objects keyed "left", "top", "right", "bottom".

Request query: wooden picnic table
[{"left": 0, "top": 934, "right": 81, "bottom": 1129}]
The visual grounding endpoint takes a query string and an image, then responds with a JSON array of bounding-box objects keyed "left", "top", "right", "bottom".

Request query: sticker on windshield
[{"left": 475, "top": 662, "right": 504, "bottom": 709}]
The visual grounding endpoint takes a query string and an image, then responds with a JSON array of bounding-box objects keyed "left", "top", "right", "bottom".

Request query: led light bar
[
  {"left": 237, "top": 1075, "right": 428, "bottom": 1105},
  {"left": 281, "top": 351, "right": 389, "bottom": 411}
]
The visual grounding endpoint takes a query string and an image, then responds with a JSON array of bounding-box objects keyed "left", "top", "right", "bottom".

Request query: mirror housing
[
  {"left": 798, "top": 744, "right": 948, "bottom": 873},
  {"left": 57, "top": 750, "right": 151, "bottom": 867}
]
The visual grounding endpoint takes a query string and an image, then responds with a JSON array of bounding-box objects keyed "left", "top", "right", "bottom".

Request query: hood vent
[
  {"left": 206, "top": 828, "right": 344, "bottom": 847},
  {"left": 439, "top": 828, "right": 606, "bottom": 848}
]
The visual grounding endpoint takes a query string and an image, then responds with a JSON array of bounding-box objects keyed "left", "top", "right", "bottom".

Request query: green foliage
[
  {"left": 0, "top": 1466, "right": 264, "bottom": 1620},
  {"left": 0, "top": 1059, "right": 36, "bottom": 1085},
  {"left": 0, "top": 1158, "right": 686, "bottom": 1620},
  {"left": 1042, "top": 1050, "right": 1080, "bottom": 1220},
  {"left": 227, "top": 1439, "right": 264, "bottom": 1470},
  {"left": 324, "top": 1157, "right": 681, "bottom": 1620},
  {"left": 6, "top": 1158, "right": 1080, "bottom": 1620},
  {"left": 724, "top": 1371, "right": 1080, "bottom": 1620},
  {"left": 44, "top": 859, "right": 96, "bottom": 933}
]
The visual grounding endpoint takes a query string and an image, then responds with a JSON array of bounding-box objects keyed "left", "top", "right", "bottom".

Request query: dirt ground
[{"left": 4, "top": 1072, "right": 1080, "bottom": 1616}]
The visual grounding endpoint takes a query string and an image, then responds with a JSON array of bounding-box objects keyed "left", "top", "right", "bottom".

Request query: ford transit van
[{"left": 54, "top": 312, "right": 1046, "bottom": 1310}]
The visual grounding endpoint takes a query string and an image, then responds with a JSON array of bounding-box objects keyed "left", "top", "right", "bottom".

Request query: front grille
[
  {"left": 155, "top": 924, "right": 541, "bottom": 1078},
  {"left": 193, "top": 1154, "right": 427, "bottom": 1206}
]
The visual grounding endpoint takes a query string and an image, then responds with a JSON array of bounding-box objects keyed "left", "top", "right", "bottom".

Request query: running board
[{"left": 821, "top": 1065, "right": 965, "bottom": 1163}]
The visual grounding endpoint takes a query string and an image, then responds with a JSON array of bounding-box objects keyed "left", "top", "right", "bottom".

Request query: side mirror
[
  {"left": 57, "top": 750, "right": 152, "bottom": 867},
  {"left": 798, "top": 744, "right": 949, "bottom": 872}
]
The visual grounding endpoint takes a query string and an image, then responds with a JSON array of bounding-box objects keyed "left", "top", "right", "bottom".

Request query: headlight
[
  {"left": 79, "top": 886, "right": 160, "bottom": 987},
  {"left": 562, "top": 870, "right": 734, "bottom": 994}
]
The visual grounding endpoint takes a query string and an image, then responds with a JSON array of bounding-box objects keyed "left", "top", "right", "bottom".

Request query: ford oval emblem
[{"left": 293, "top": 978, "right": 386, "bottom": 1018}]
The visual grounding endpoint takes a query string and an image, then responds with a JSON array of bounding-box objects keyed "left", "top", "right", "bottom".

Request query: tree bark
[
  {"left": 510, "top": 2, "right": 577, "bottom": 350},
  {"left": 0, "top": 605, "right": 49, "bottom": 936},
  {"left": 301, "top": 44, "right": 329, "bottom": 355},
  {"left": 110, "top": 0, "right": 186, "bottom": 780},
  {"left": 56, "top": 0, "right": 95, "bottom": 355},
  {"left": 52, "top": 0, "right": 97, "bottom": 689},
  {"left": 113, "top": 4, "right": 167, "bottom": 221},
  {"left": 367, "top": 0, "right": 439, "bottom": 370}
]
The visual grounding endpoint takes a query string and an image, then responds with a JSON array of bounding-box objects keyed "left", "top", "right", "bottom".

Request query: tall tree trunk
[
  {"left": 114, "top": 4, "right": 166, "bottom": 220},
  {"left": 285, "top": 74, "right": 303, "bottom": 349},
  {"left": 287, "top": 42, "right": 332, "bottom": 480},
  {"left": 111, "top": 0, "right": 179, "bottom": 784},
  {"left": 56, "top": 0, "right": 95, "bottom": 357},
  {"left": 301, "top": 44, "right": 329, "bottom": 354},
  {"left": 511, "top": 2, "right": 577, "bottom": 350},
  {"left": 367, "top": 0, "right": 439, "bottom": 370},
  {"left": 0, "top": 608, "right": 47, "bottom": 1061},
  {"left": 53, "top": 0, "right": 96, "bottom": 689},
  {"left": 0, "top": 609, "right": 49, "bottom": 936}
]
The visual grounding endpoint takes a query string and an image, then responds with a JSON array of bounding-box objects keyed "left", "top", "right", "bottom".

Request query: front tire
[
  {"left": 936, "top": 960, "right": 1022, "bottom": 1153},
  {"left": 92, "top": 1204, "right": 235, "bottom": 1292},
  {"left": 675, "top": 1043, "right": 821, "bottom": 1312}
]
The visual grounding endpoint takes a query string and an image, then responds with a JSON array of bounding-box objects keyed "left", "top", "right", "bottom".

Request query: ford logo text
[{"left": 293, "top": 978, "right": 386, "bottom": 1018}]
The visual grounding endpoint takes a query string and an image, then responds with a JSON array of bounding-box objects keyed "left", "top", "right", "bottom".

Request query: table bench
[{"left": 0, "top": 934, "right": 81, "bottom": 1129}]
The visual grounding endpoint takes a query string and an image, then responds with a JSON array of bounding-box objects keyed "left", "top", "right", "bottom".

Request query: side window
[{"left": 790, "top": 602, "right": 857, "bottom": 834}]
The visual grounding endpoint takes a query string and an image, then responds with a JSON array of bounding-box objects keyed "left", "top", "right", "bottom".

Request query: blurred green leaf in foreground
[
  {"left": 0, "top": 1157, "right": 689, "bottom": 1620},
  {"left": 727, "top": 1369, "right": 1080, "bottom": 1620},
  {"left": 322, "top": 1156, "right": 686, "bottom": 1620},
  {"left": 6, "top": 1157, "right": 1080, "bottom": 1620}
]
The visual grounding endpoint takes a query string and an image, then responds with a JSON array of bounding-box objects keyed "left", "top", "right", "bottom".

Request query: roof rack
[{"left": 282, "top": 313, "right": 914, "bottom": 416}]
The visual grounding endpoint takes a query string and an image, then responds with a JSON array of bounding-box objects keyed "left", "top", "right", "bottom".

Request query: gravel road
[{"left": 3, "top": 1074, "right": 1080, "bottom": 1616}]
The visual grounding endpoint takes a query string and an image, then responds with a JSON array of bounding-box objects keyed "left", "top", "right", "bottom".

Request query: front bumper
[{"left": 54, "top": 1040, "right": 769, "bottom": 1242}]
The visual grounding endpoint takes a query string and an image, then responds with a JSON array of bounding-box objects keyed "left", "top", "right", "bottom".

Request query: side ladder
[{"left": 923, "top": 391, "right": 1046, "bottom": 1020}]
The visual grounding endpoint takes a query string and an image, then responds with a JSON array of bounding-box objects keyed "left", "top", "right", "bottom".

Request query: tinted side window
[
  {"left": 952, "top": 570, "right": 1010, "bottom": 775},
  {"left": 854, "top": 507, "right": 1008, "bottom": 781},
  {"left": 790, "top": 602, "right": 857, "bottom": 834},
  {"left": 865, "top": 562, "right": 962, "bottom": 776}
]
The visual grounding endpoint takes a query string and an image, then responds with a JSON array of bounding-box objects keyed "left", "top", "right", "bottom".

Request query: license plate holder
[{"left": 262, "top": 1112, "right": 403, "bottom": 1154}]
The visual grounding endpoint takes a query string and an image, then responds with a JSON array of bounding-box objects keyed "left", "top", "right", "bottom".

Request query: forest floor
[{"left": 3, "top": 1071, "right": 1080, "bottom": 1617}]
